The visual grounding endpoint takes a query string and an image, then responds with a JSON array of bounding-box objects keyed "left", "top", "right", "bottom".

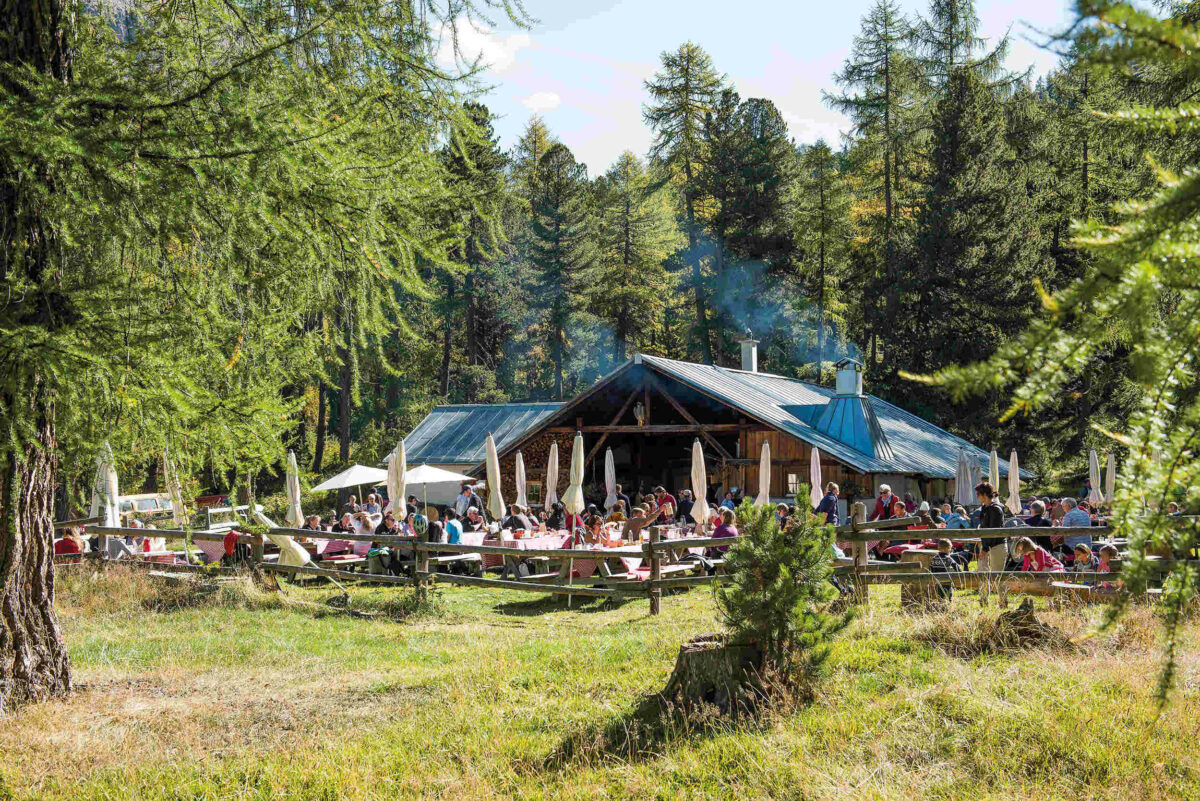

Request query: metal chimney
[
  {"left": 835, "top": 358, "right": 864, "bottom": 396},
  {"left": 739, "top": 329, "right": 758, "bottom": 373}
]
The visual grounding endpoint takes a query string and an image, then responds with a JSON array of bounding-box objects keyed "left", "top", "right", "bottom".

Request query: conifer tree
[
  {"left": 643, "top": 42, "right": 727, "bottom": 364},
  {"left": 593, "top": 152, "right": 681, "bottom": 360},
  {"left": 891, "top": 67, "right": 1048, "bottom": 439},
  {"left": 826, "top": 0, "right": 921, "bottom": 362},
  {"left": 914, "top": 0, "right": 1011, "bottom": 88},
  {"left": 528, "top": 143, "right": 596, "bottom": 400},
  {"left": 793, "top": 142, "right": 853, "bottom": 375},
  {"left": 717, "top": 497, "right": 851, "bottom": 683}
]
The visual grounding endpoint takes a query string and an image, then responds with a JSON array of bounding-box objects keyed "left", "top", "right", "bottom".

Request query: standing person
[
  {"left": 975, "top": 482, "right": 1007, "bottom": 572},
  {"left": 776, "top": 503, "right": 791, "bottom": 530},
  {"left": 454, "top": 484, "right": 480, "bottom": 516},
  {"left": 364, "top": 494, "right": 381, "bottom": 515},
  {"left": 903, "top": 491, "right": 917, "bottom": 514},
  {"left": 813, "top": 482, "right": 840, "bottom": 526},
  {"left": 343, "top": 494, "right": 362, "bottom": 515},
  {"left": 676, "top": 489, "right": 695, "bottom": 523},
  {"left": 654, "top": 486, "right": 676, "bottom": 522},
  {"left": 1078, "top": 478, "right": 1092, "bottom": 500},
  {"left": 615, "top": 484, "right": 632, "bottom": 517},
  {"left": 869, "top": 484, "right": 898, "bottom": 521}
]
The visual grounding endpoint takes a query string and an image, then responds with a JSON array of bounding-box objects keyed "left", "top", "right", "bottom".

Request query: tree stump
[
  {"left": 984, "top": 598, "right": 1072, "bottom": 652},
  {"left": 659, "top": 634, "right": 766, "bottom": 716}
]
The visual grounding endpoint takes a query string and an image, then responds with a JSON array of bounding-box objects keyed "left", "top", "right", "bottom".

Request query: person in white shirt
[{"left": 454, "top": 485, "right": 479, "bottom": 516}]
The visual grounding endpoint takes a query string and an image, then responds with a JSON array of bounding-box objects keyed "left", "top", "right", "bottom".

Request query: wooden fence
[{"left": 61, "top": 508, "right": 1188, "bottom": 615}]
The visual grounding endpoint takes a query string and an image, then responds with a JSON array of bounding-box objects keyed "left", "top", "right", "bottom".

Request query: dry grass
[{"left": 0, "top": 572, "right": 1196, "bottom": 800}]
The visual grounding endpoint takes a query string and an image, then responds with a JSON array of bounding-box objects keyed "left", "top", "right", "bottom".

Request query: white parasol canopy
[
  {"left": 690, "top": 439, "right": 710, "bottom": 527},
  {"left": 755, "top": 440, "right": 771, "bottom": 506},
  {"left": 954, "top": 448, "right": 974, "bottom": 506},
  {"left": 809, "top": 446, "right": 823, "bottom": 507},
  {"left": 1088, "top": 449, "right": 1105, "bottom": 506},
  {"left": 163, "top": 447, "right": 189, "bottom": 527},
  {"left": 604, "top": 448, "right": 617, "bottom": 510},
  {"left": 89, "top": 442, "right": 121, "bottom": 528},
  {"left": 1105, "top": 451, "right": 1117, "bottom": 507},
  {"left": 485, "top": 433, "right": 506, "bottom": 520},
  {"left": 311, "top": 464, "right": 387, "bottom": 493},
  {"left": 515, "top": 451, "right": 528, "bottom": 509},
  {"left": 1005, "top": 449, "right": 1022, "bottom": 515},
  {"left": 403, "top": 464, "right": 473, "bottom": 485},
  {"left": 285, "top": 449, "right": 304, "bottom": 528},
  {"left": 563, "top": 432, "right": 585, "bottom": 516},
  {"left": 386, "top": 440, "right": 407, "bottom": 515},
  {"left": 545, "top": 441, "right": 559, "bottom": 511},
  {"left": 989, "top": 448, "right": 1000, "bottom": 489}
]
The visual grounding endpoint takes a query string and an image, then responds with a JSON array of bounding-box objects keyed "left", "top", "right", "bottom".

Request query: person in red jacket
[
  {"left": 869, "top": 484, "right": 899, "bottom": 521},
  {"left": 1015, "top": 537, "right": 1065, "bottom": 572}
]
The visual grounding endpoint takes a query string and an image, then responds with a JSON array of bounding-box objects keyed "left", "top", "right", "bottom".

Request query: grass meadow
[{"left": 1, "top": 566, "right": 1197, "bottom": 800}]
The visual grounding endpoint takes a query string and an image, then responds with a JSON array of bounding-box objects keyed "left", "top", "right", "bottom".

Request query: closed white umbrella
[
  {"left": 989, "top": 448, "right": 1000, "bottom": 489},
  {"left": 386, "top": 440, "right": 407, "bottom": 516},
  {"left": 809, "top": 446, "right": 823, "bottom": 508},
  {"left": 1088, "top": 449, "right": 1105, "bottom": 506},
  {"left": 485, "top": 433, "right": 506, "bottom": 521},
  {"left": 1105, "top": 452, "right": 1117, "bottom": 507},
  {"left": 690, "top": 439, "right": 710, "bottom": 527},
  {"left": 955, "top": 448, "right": 974, "bottom": 505},
  {"left": 563, "top": 432, "right": 585, "bottom": 517},
  {"left": 515, "top": 451, "right": 528, "bottom": 509},
  {"left": 89, "top": 442, "right": 120, "bottom": 528},
  {"left": 252, "top": 507, "right": 311, "bottom": 567},
  {"left": 755, "top": 440, "right": 771, "bottom": 506},
  {"left": 544, "top": 441, "right": 559, "bottom": 511},
  {"left": 285, "top": 449, "right": 304, "bottom": 528},
  {"left": 603, "top": 448, "right": 617, "bottom": 510},
  {"left": 1005, "top": 449, "right": 1022, "bottom": 515}
]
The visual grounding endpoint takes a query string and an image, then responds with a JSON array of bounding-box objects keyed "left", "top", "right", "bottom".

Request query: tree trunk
[
  {"left": 1, "top": 377, "right": 72, "bottom": 712},
  {"left": 313, "top": 381, "right": 327, "bottom": 474},
  {"left": 683, "top": 162, "right": 713, "bottom": 365},
  {"left": 439, "top": 277, "right": 454, "bottom": 397}
]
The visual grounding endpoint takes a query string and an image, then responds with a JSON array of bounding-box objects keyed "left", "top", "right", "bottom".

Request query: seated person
[
  {"left": 443, "top": 508, "right": 463, "bottom": 544},
  {"left": 1014, "top": 537, "right": 1065, "bottom": 572},
  {"left": 1097, "top": 544, "right": 1120, "bottom": 573},
  {"left": 54, "top": 527, "right": 87, "bottom": 557},
  {"left": 463, "top": 507, "right": 485, "bottom": 533},
  {"left": 301, "top": 514, "right": 323, "bottom": 532},
  {"left": 928, "top": 538, "right": 962, "bottom": 600},
  {"left": 502, "top": 504, "right": 535, "bottom": 532},
  {"left": 583, "top": 515, "right": 606, "bottom": 545},
  {"left": 942, "top": 505, "right": 971, "bottom": 530},
  {"left": 375, "top": 511, "right": 400, "bottom": 537},
  {"left": 620, "top": 502, "right": 661, "bottom": 541},
  {"left": 330, "top": 513, "right": 355, "bottom": 534},
  {"left": 676, "top": 490, "right": 695, "bottom": 523},
  {"left": 1072, "top": 543, "right": 1099, "bottom": 574},
  {"left": 709, "top": 509, "right": 739, "bottom": 555},
  {"left": 605, "top": 500, "right": 627, "bottom": 524},
  {"left": 545, "top": 502, "right": 566, "bottom": 531}
]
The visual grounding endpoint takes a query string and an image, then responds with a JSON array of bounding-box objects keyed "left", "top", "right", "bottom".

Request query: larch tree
[
  {"left": 0, "top": 0, "right": 517, "bottom": 712},
  {"left": 643, "top": 42, "right": 727, "bottom": 364},
  {"left": 793, "top": 141, "right": 853, "bottom": 377},
  {"left": 825, "top": 0, "right": 921, "bottom": 365}
]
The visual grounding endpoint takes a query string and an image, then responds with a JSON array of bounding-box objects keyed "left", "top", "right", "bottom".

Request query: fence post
[
  {"left": 648, "top": 525, "right": 661, "bottom": 615},
  {"left": 851, "top": 502, "right": 869, "bottom": 603},
  {"left": 250, "top": 533, "right": 265, "bottom": 566},
  {"left": 416, "top": 529, "right": 430, "bottom": 599}
]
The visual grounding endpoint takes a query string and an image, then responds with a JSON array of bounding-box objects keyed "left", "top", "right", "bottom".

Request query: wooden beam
[
  {"left": 549, "top": 424, "right": 749, "bottom": 434},
  {"left": 584, "top": 387, "right": 642, "bottom": 467},
  {"left": 643, "top": 372, "right": 734, "bottom": 461}
]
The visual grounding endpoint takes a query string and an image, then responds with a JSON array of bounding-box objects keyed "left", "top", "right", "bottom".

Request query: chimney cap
[
  {"left": 835, "top": 357, "right": 862, "bottom": 369},
  {"left": 740, "top": 327, "right": 757, "bottom": 343}
]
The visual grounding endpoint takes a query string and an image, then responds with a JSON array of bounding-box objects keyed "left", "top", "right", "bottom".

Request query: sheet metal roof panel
[
  {"left": 639, "top": 355, "right": 1032, "bottom": 480},
  {"left": 405, "top": 403, "right": 563, "bottom": 465}
]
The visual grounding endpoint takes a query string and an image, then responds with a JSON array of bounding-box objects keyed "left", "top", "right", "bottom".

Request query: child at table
[
  {"left": 1014, "top": 537, "right": 1065, "bottom": 573},
  {"left": 1072, "top": 543, "right": 1100, "bottom": 574}
]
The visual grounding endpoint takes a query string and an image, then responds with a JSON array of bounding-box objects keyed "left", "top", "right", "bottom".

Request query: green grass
[{"left": 1, "top": 567, "right": 1197, "bottom": 800}]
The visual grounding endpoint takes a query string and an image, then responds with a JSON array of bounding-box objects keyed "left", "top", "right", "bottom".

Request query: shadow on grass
[
  {"left": 534, "top": 692, "right": 757, "bottom": 772},
  {"left": 493, "top": 593, "right": 640, "bottom": 617}
]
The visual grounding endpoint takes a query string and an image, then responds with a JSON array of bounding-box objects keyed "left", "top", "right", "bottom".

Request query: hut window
[
  {"left": 786, "top": 473, "right": 801, "bottom": 494},
  {"left": 527, "top": 483, "right": 542, "bottom": 505}
]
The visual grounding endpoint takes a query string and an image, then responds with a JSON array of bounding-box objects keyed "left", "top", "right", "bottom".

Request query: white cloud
[
  {"left": 435, "top": 21, "right": 532, "bottom": 75},
  {"left": 780, "top": 110, "right": 847, "bottom": 147},
  {"left": 521, "top": 91, "right": 562, "bottom": 113}
]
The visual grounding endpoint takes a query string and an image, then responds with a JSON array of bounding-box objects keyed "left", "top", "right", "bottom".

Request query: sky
[{"left": 436, "top": 0, "right": 1077, "bottom": 175}]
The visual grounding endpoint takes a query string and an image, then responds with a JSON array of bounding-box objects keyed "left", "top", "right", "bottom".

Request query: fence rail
[{"left": 68, "top": 518, "right": 1182, "bottom": 614}]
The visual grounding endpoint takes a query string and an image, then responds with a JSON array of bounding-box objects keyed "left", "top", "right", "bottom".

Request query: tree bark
[
  {"left": 313, "top": 381, "right": 327, "bottom": 474},
  {"left": 1, "top": 377, "right": 72, "bottom": 712}
]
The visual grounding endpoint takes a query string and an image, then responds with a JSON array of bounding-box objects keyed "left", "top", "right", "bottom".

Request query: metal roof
[
  {"left": 637, "top": 355, "right": 1033, "bottom": 480},
  {"left": 404, "top": 403, "right": 563, "bottom": 465}
]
